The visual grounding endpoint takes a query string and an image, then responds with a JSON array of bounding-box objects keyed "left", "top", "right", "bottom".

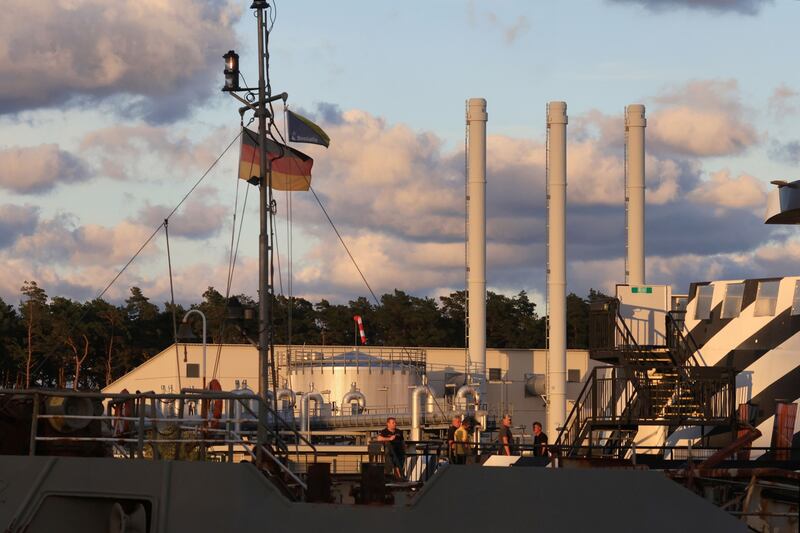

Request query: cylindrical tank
[
  {"left": 289, "top": 350, "right": 423, "bottom": 413},
  {"left": 44, "top": 395, "right": 100, "bottom": 432}
]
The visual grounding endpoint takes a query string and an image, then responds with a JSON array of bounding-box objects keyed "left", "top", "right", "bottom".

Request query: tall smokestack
[
  {"left": 466, "top": 98, "right": 487, "bottom": 388},
  {"left": 546, "top": 101, "right": 567, "bottom": 439},
  {"left": 625, "top": 104, "right": 646, "bottom": 286}
]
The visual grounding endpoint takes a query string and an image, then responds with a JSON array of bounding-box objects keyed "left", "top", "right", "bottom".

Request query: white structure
[
  {"left": 546, "top": 101, "right": 568, "bottom": 440},
  {"left": 625, "top": 104, "right": 647, "bottom": 286},
  {"left": 103, "top": 344, "right": 593, "bottom": 437},
  {"left": 466, "top": 98, "right": 488, "bottom": 388}
]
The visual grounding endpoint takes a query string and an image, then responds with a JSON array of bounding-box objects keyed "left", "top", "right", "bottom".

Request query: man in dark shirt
[
  {"left": 376, "top": 417, "right": 405, "bottom": 479},
  {"left": 446, "top": 416, "right": 461, "bottom": 462},
  {"left": 532, "top": 421, "right": 548, "bottom": 457},
  {"left": 497, "top": 414, "right": 514, "bottom": 456}
]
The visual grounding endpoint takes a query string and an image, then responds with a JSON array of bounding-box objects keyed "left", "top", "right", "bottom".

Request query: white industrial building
[{"left": 103, "top": 343, "right": 592, "bottom": 439}]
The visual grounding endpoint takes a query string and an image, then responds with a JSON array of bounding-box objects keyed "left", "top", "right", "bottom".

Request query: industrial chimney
[
  {"left": 546, "top": 101, "right": 567, "bottom": 439},
  {"left": 625, "top": 104, "right": 646, "bottom": 286},
  {"left": 466, "top": 98, "right": 488, "bottom": 390}
]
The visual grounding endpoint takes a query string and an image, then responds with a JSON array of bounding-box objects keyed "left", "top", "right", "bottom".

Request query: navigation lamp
[{"left": 223, "top": 50, "right": 240, "bottom": 91}]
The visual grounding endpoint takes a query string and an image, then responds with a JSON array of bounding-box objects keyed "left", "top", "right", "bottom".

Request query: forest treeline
[{"left": 0, "top": 281, "right": 602, "bottom": 390}]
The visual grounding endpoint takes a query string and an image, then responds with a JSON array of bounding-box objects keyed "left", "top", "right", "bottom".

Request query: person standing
[
  {"left": 453, "top": 418, "right": 471, "bottom": 464},
  {"left": 532, "top": 421, "right": 549, "bottom": 457},
  {"left": 497, "top": 414, "right": 514, "bottom": 456},
  {"left": 376, "top": 417, "right": 405, "bottom": 480},
  {"left": 446, "top": 416, "right": 461, "bottom": 462}
]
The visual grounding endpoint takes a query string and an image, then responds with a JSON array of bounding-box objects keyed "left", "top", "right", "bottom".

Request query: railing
[
  {"left": 280, "top": 345, "right": 427, "bottom": 371},
  {"left": 555, "top": 366, "right": 639, "bottom": 456},
  {"left": 554, "top": 365, "right": 737, "bottom": 457},
  {"left": 7, "top": 388, "right": 317, "bottom": 500},
  {"left": 666, "top": 310, "right": 702, "bottom": 367}
]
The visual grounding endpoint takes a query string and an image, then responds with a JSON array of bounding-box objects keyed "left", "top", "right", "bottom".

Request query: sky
[{"left": 1, "top": 0, "right": 800, "bottom": 311}]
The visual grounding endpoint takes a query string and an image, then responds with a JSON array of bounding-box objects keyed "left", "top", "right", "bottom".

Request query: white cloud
[
  {"left": 649, "top": 80, "right": 759, "bottom": 157},
  {"left": 137, "top": 188, "right": 229, "bottom": 240},
  {"left": 0, "top": 144, "right": 90, "bottom": 193},
  {"left": 687, "top": 169, "right": 767, "bottom": 209},
  {"left": 0, "top": 0, "right": 242, "bottom": 122},
  {"left": 80, "top": 124, "right": 231, "bottom": 181}
]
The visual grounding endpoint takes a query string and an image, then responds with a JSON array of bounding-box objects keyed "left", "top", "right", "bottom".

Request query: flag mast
[{"left": 222, "top": 1, "right": 288, "bottom": 422}]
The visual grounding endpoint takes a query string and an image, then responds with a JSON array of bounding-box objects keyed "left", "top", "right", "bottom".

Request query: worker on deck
[
  {"left": 497, "top": 414, "right": 514, "bottom": 456},
  {"left": 376, "top": 416, "right": 405, "bottom": 480},
  {"left": 446, "top": 416, "right": 461, "bottom": 462},
  {"left": 453, "top": 417, "right": 472, "bottom": 464},
  {"left": 532, "top": 421, "right": 549, "bottom": 457}
]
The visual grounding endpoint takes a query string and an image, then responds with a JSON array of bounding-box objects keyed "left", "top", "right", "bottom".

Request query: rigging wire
[
  {"left": 269, "top": 114, "right": 381, "bottom": 307},
  {"left": 29, "top": 130, "right": 242, "bottom": 380},
  {"left": 212, "top": 183, "right": 251, "bottom": 379},
  {"left": 283, "top": 106, "right": 293, "bottom": 350},
  {"left": 164, "top": 219, "right": 182, "bottom": 391}
]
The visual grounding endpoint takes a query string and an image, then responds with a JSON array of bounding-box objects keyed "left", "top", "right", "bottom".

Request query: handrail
[
  {"left": 666, "top": 311, "right": 701, "bottom": 368},
  {"left": 554, "top": 366, "right": 598, "bottom": 449}
]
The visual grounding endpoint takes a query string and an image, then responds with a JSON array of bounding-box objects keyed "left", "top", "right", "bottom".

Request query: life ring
[
  {"left": 203, "top": 379, "right": 224, "bottom": 429},
  {"left": 112, "top": 388, "right": 134, "bottom": 437}
]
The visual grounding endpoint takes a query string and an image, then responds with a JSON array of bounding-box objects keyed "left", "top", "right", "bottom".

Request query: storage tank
[{"left": 288, "top": 349, "right": 425, "bottom": 414}]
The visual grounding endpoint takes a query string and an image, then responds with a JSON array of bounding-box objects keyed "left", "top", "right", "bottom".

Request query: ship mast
[{"left": 223, "top": 1, "right": 287, "bottom": 417}]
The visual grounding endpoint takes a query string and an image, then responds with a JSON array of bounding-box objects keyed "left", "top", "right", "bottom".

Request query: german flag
[{"left": 239, "top": 128, "right": 313, "bottom": 191}]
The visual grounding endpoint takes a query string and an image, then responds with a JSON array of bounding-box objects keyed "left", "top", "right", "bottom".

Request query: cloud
[
  {"left": 0, "top": 205, "right": 39, "bottom": 248},
  {"left": 768, "top": 84, "right": 799, "bottom": 119},
  {"left": 0, "top": 105, "right": 787, "bottom": 309},
  {"left": 0, "top": 144, "right": 91, "bottom": 193},
  {"left": 137, "top": 188, "right": 228, "bottom": 240},
  {"left": 769, "top": 140, "right": 800, "bottom": 165},
  {"left": 608, "top": 0, "right": 773, "bottom": 16},
  {"left": 686, "top": 169, "right": 767, "bottom": 209},
  {"left": 10, "top": 214, "right": 155, "bottom": 267},
  {"left": 0, "top": 0, "right": 241, "bottom": 122},
  {"left": 467, "top": 2, "right": 531, "bottom": 44},
  {"left": 275, "top": 106, "right": 779, "bottom": 304},
  {"left": 80, "top": 124, "right": 230, "bottom": 181},
  {"left": 649, "top": 80, "right": 759, "bottom": 157}
]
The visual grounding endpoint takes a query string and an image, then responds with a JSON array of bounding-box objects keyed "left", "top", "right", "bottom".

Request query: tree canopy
[{"left": 0, "top": 282, "right": 602, "bottom": 390}]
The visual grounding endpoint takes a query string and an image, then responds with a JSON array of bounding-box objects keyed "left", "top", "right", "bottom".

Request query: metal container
[{"left": 287, "top": 349, "right": 425, "bottom": 414}]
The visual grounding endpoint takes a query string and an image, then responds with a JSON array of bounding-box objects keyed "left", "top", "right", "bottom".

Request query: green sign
[{"left": 631, "top": 287, "right": 653, "bottom": 294}]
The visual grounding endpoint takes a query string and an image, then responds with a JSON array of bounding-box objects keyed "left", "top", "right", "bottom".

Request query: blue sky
[{"left": 1, "top": 0, "right": 799, "bottom": 310}]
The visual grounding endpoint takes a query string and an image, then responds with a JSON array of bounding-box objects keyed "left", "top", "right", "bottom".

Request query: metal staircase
[{"left": 555, "top": 298, "right": 736, "bottom": 458}]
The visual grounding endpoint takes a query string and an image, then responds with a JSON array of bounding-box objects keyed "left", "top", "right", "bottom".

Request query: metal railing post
[
  {"left": 29, "top": 392, "right": 40, "bottom": 456},
  {"left": 137, "top": 395, "right": 145, "bottom": 459}
]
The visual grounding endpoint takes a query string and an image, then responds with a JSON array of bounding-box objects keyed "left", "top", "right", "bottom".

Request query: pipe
[
  {"left": 456, "top": 385, "right": 480, "bottom": 412},
  {"left": 410, "top": 385, "right": 431, "bottom": 441},
  {"left": 525, "top": 374, "right": 547, "bottom": 396},
  {"left": 466, "top": 98, "right": 488, "bottom": 389},
  {"left": 342, "top": 384, "right": 366, "bottom": 415},
  {"left": 546, "top": 101, "right": 568, "bottom": 440},
  {"left": 276, "top": 388, "right": 296, "bottom": 407},
  {"left": 625, "top": 104, "right": 646, "bottom": 286},
  {"left": 300, "top": 391, "right": 324, "bottom": 437}
]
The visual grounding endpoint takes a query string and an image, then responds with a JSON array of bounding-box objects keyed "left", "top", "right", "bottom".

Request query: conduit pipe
[
  {"left": 546, "top": 101, "right": 568, "bottom": 440},
  {"left": 466, "top": 98, "right": 488, "bottom": 389},
  {"left": 275, "top": 388, "right": 296, "bottom": 408},
  {"left": 625, "top": 104, "right": 646, "bottom": 286},
  {"left": 300, "top": 391, "right": 324, "bottom": 438},
  {"left": 456, "top": 384, "right": 480, "bottom": 412},
  {"left": 410, "top": 385, "right": 431, "bottom": 441},
  {"left": 342, "top": 383, "right": 366, "bottom": 415}
]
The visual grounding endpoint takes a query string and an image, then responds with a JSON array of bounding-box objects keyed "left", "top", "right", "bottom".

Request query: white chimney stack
[
  {"left": 546, "top": 101, "right": 568, "bottom": 439},
  {"left": 625, "top": 104, "right": 646, "bottom": 286},
  {"left": 466, "top": 98, "right": 487, "bottom": 387}
]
